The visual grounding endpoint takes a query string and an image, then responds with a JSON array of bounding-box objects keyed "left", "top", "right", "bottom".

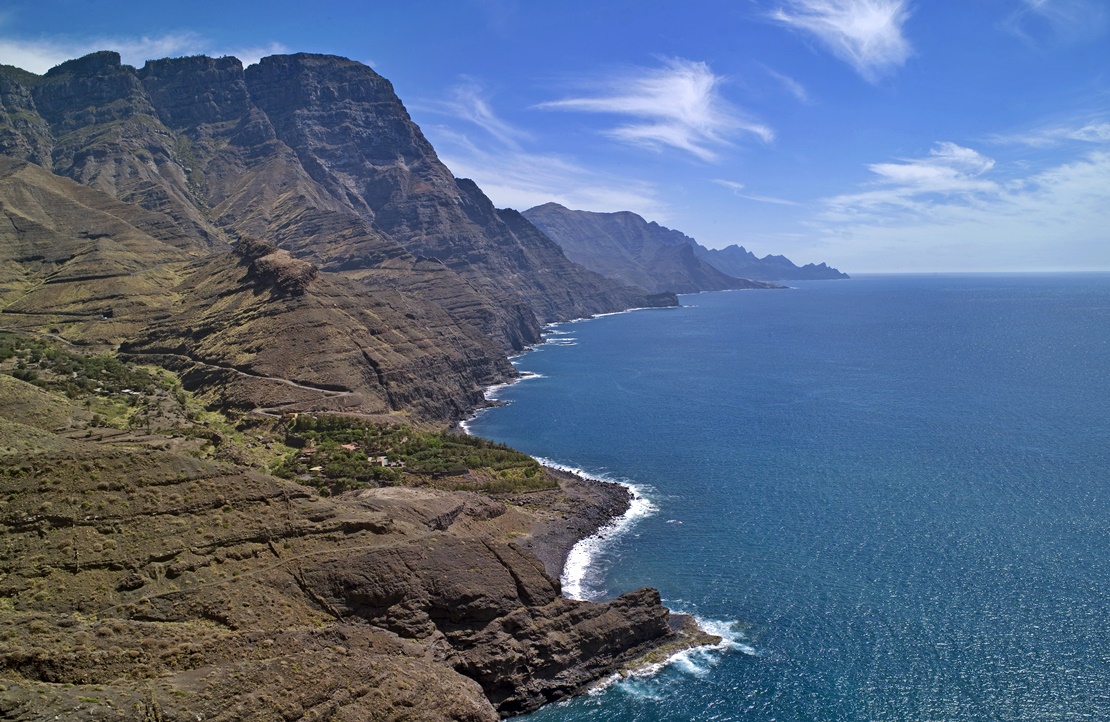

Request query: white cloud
[
  {"left": 762, "top": 66, "right": 812, "bottom": 103},
  {"left": 537, "top": 58, "right": 773, "bottom": 162},
  {"left": 1004, "top": 0, "right": 1108, "bottom": 44},
  {"left": 770, "top": 0, "right": 913, "bottom": 82},
  {"left": 418, "top": 84, "right": 667, "bottom": 219},
  {"left": 806, "top": 143, "right": 1110, "bottom": 272},
  {"left": 0, "top": 33, "right": 287, "bottom": 74},
  {"left": 415, "top": 78, "right": 533, "bottom": 148},
  {"left": 437, "top": 132, "right": 667, "bottom": 219},
  {"left": 992, "top": 120, "right": 1110, "bottom": 147},
  {"left": 713, "top": 179, "right": 800, "bottom": 206},
  {"left": 823, "top": 142, "right": 999, "bottom": 220}
]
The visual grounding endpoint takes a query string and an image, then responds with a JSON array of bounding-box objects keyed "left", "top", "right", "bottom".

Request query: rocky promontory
[{"left": 0, "top": 336, "right": 715, "bottom": 720}]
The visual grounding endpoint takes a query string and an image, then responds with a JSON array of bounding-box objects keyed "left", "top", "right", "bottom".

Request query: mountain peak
[{"left": 46, "top": 51, "right": 123, "bottom": 77}]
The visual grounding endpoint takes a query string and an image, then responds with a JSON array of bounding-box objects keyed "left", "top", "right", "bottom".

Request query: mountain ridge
[
  {"left": 523, "top": 202, "right": 847, "bottom": 290},
  {"left": 0, "top": 51, "right": 673, "bottom": 422}
]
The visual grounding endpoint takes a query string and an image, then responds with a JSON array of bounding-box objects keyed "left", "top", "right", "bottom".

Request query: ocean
[{"left": 464, "top": 274, "right": 1110, "bottom": 721}]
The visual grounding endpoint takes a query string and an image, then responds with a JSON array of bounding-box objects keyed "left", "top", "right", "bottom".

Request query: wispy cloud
[
  {"left": 992, "top": 120, "right": 1110, "bottom": 147},
  {"left": 714, "top": 179, "right": 800, "bottom": 206},
  {"left": 823, "top": 142, "right": 999, "bottom": 220},
  {"left": 537, "top": 58, "right": 773, "bottom": 162},
  {"left": 762, "top": 66, "right": 813, "bottom": 103},
  {"left": 437, "top": 132, "right": 667, "bottom": 219},
  {"left": 1003, "top": 0, "right": 1108, "bottom": 44},
  {"left": 769, "top": 0, "right": 913, "bottom": 82},
  {"left": 415, "top": 78, "right": 533, "bottom": 148},
  {"left": 419, "top": 83, "right": 667, "bottom": 219},
  {"left": 0, "top": 32, "right": 287, "bottom": 74},
  {"left": 806, "top": 142, "right": 1110, "bottom": 271}
]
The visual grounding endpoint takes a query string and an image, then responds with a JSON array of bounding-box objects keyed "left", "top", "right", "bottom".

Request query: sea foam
[{"left": 534, "top": 458, "right": 657, "bottom": 602}]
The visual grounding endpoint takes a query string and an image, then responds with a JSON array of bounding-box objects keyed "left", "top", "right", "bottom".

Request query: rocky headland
[{"left": 0, "top": 356, "right": 721, "bottom": 720}]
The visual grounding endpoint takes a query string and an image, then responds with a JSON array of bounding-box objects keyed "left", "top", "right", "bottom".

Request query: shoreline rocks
[{"left": 0, "top": 409, "right": 705, "bottom": 719}]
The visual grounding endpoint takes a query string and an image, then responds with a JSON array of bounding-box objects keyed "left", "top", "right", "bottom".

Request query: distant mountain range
[
  {"left": 693, "top": 244, "right": 848, "bottom": 282},
  {"left": 523, "top": 203, "right": 847, "bottom": 293}
]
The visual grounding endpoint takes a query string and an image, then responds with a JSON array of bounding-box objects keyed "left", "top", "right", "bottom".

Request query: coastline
[
  {"left": 459, "top": 315, "right": 731, "bottom": 712},
  {"left": 510, "top": 464, "right": 635, "bottom": 583},
  {"left": 458, "top": 319, "right": 652, "bottom": 590}
]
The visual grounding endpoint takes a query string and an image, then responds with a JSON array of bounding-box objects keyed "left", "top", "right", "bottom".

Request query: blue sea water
[{"left": 465, "top": 274, "right": 1110, "bottom": 721}]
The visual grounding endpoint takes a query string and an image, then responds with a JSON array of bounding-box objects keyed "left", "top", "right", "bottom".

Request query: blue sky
[{"left": 2, "top": 0, "right": 1108, "bottom": 272}]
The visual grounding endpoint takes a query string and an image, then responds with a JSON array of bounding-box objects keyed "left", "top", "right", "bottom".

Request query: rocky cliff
[
  {"left": 523, "top": 202, "right": 772, "bottom": 293},
  {"left": 523, "top": 202, "right": 847, "bottom": 288},
  {"left": 0, "top": 52, "right": 703, "bottom": 719},
  {"left": 1, "top": 52, "right": 664, "bottom": 425}
]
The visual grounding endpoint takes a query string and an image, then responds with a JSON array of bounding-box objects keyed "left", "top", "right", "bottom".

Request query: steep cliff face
[
  {"left": 239, "top": 54, "right": 651, "bottom": 343},
  {"left": 29, "top": 52, "right": 226, "bottom": 249},
  {"left": 0, "top": 52, "right": 704, "bottom": 718},
  {"left": 523, "top": 202, "right": 777, "bottom": 293},
  {"left": 0, "top": 52, "right": 666, "bottom": 419},
  {"left": 0, "top": 66, "right": 53, "bottom": 166}
]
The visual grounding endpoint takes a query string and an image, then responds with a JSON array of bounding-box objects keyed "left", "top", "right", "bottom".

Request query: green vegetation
[
  {"left": 0, "top": 333, "right": 169, "bottom": 398},
  {"left": 0, "top": 332, "right": 191, "bottom": 432},
  {"left": 271, "top": 414, "right": 550, "bottom": 495},
  {"left": 0, "top": 332, "right": 555, "bottom": 496}
]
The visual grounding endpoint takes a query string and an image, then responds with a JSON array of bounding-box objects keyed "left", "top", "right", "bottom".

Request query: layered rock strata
[{"left": 0, "top": 381, "right": 701, "bottom": 719}]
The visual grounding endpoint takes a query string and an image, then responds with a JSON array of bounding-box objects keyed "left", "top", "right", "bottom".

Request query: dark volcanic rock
[
  {"left": 140, "top": 55, "right": 254, "bottom": 129},
  {"left": 458, "top": 587, "right": 672, "bottom": 715},
  {"left": 300, "top": 533, "right": 676, "bottom": 716}
]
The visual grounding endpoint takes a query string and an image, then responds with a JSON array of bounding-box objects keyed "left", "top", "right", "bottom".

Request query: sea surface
[{"left": 464, "top": 274, "right": 1110, "bottom": 721}]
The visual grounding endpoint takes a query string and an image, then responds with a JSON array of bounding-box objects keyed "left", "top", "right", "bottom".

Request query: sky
[{"left": 1, "top": 0, "right": 1109, "bottom": 272}]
